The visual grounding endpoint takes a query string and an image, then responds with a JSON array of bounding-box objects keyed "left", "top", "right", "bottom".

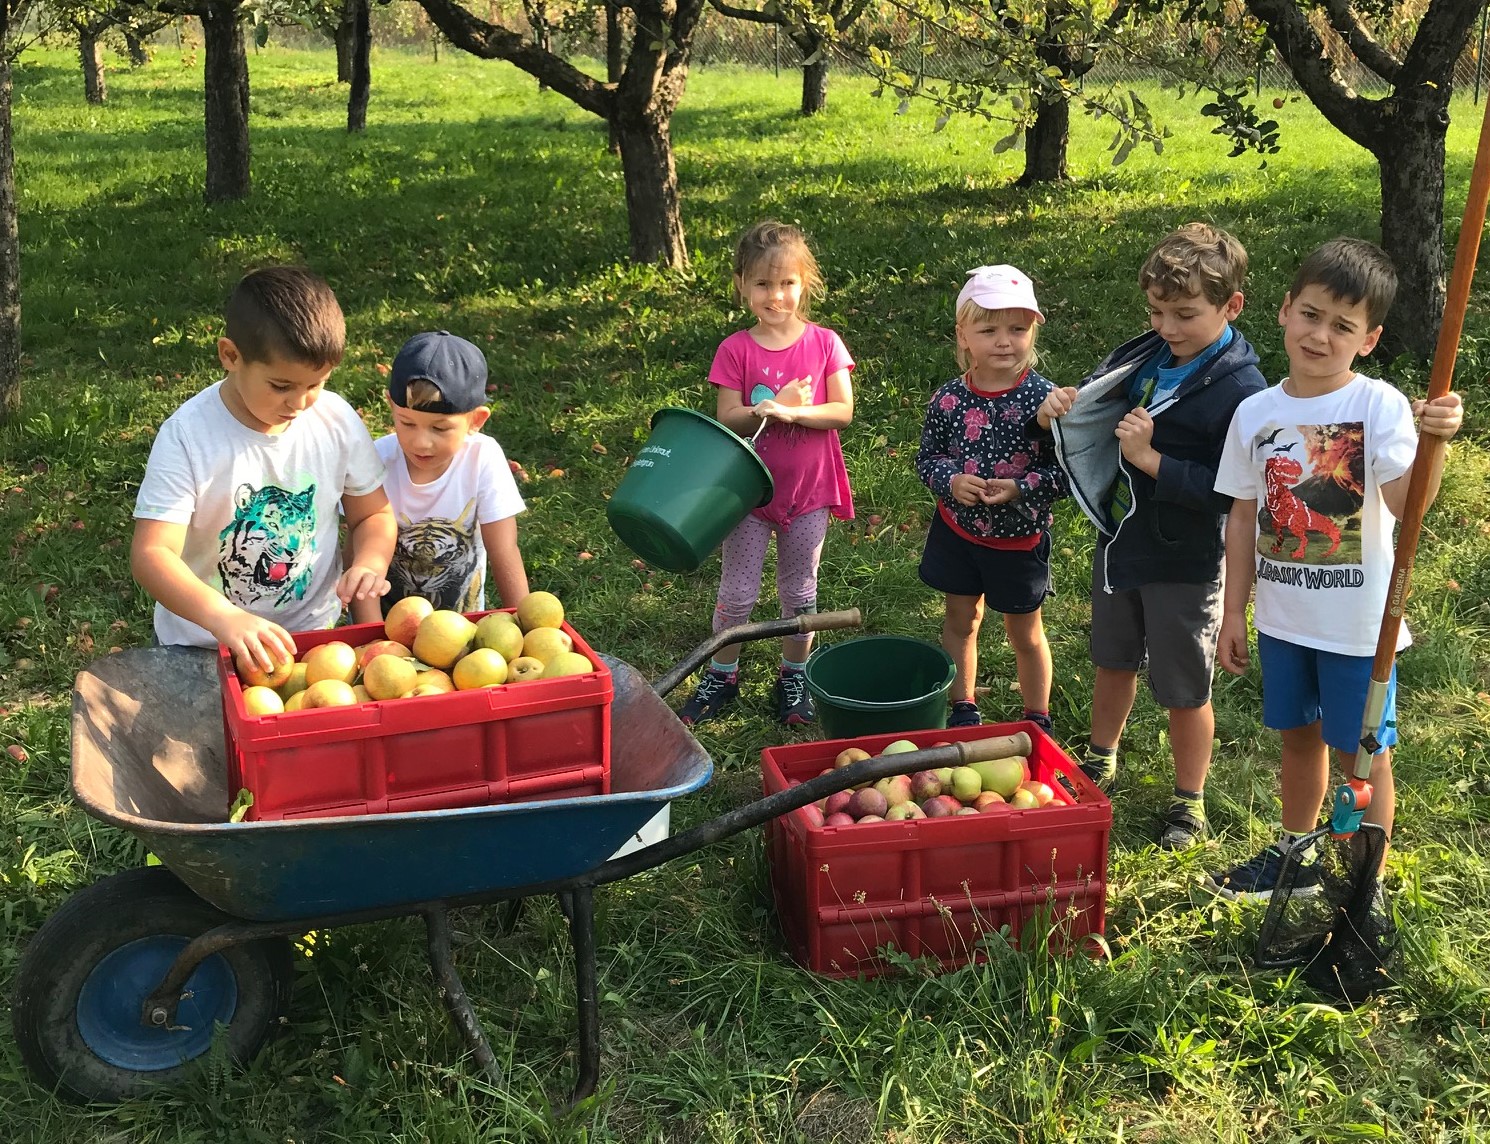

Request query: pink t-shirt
[{"left": 709, "top": 323, "right": 856, "bottom": 528}]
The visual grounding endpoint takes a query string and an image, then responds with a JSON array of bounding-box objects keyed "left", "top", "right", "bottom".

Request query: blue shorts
[
  {"left": 918, "top": 512, "right": 1051, "bottom": 615},
  {"left": 1257, "top": 632, "right": 1398, "bottom": 754}
]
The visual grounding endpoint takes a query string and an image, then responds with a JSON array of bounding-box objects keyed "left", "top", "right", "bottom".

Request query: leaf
[
  {"left": 896, "top": 98, "right": 911, "bottom": 116},
  {"left": 229, "top": 789, "right": 255, "bottom": 822},
  {"left": 254, "top": 23, "right": 270, "bottom": 48},
  {"left": 1112, "top": 139, "right": 1134, "bottom": 166},
  {"left": 992, "top": 130, "right": 1022, "bottom": 154},
  {"left": 802, "top": 49, "right": 823, "bottom": 67},
  {"left": 934, "top": 113, "right": 951, "bottom": 133}
]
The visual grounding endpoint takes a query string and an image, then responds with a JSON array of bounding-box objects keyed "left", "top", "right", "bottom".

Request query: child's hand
[
  {"left": 1115, "top": 407, "right": 1160, "bottom": 473},
  {"left": 337, "top": 564, "right": 390, "bottom": 607},
  {"left": 753, "top": 398, "right": 798, "bottom": 424},
  {"left": 1216, "top": 614, "right": 1250, "bottom": 676},
  {"left": 1036, "top": 387, "right": 1078, "bottom": 430},
  {"left": 1415, "top": 393, "right": 1463, "bottom": 440},
  {"left": 949, "top": 473, "right": 989, "bottom": 506},
  {"left": 215, "top": 610, "right": 297, "bottom": 676},
  {"left": 981, "top": 479, "right": 1020, "bottom": 506}
]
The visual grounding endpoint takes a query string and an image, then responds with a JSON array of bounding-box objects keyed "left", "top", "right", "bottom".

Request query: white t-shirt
[
  {"left": 1215, "top": 373, "right": 1418, "bottom": 656},
  {"left": 134, "top": 382, "right": 386, "bottom": 648},
  {"left": 375, "top": 431, "right": 526, "bottom": 612}
]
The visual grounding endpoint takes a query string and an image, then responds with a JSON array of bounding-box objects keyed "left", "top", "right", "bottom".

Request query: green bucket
[
  {"left": 607, "top": 407, "right": 774, "bottom": 573},
  {"left": 804, "top": 636, "right": 957, "bottom": 739}
]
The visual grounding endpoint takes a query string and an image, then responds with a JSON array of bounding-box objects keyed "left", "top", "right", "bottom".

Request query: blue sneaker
[
  {"left": 1207, "top": 844, "right": 1322, "bottom": 901},
  {"left": 678, "top": 668, "right": 739, "bottom": 727},
  {"left": 775, "top": 668, "right": 814, "bottom": 726},
  {"left": 948, "top": 701, "right": 982, "bottom": 728}
]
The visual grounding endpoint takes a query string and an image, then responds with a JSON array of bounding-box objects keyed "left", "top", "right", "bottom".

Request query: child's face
[
  {"left": 217, "top": 338, "right": 332, "bottom": 435},
  {"left": 1278, "top": 284, "right": 1381, "bottom": 388},
  {"left": 1146, "top": 285, "right": 1243, "bottom": 365},
  {"left": 737, "top": 256, "right": 804, "bottom": 331},
  {"left": 957, "top": 309, "right": 1036, "bottom": 386},
  {"left": 389, "top": 399, "right": 490, "bottom": 481}
]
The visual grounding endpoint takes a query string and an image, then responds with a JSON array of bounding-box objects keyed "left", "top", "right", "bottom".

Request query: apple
[
  {"left": 857, "top": 814, "right": 885, "bottom": 824},
  {"left": 413, "top": 669, "right": 455, "bottom": 694},
  {"left": 303, "top": 641, "right": 358, "bottom": 686},
  {"left": 515, "top": 590, "right": 566, "bottom": 632},
  {"left": 521, "top": 626, "right": 574, "bottom": 665},
  {"left": 351, "top": 685, "right": 372, "bottom": 704},
  {"left": 920, "top": 794, "right": 962, "bottom": 817},
  {"left": 276, "top": 662, "right": 309, "bottom": 702},
  {"left": 873, "top": 774, "right": 914, "bottom": 808},
  {"left": 453, "top": 648, "right": 509, "bottom": 689},
  {"left": 1019, "top": 780, "right": 1056, "bottom": 807},
  {"left": 970, "top": 756, "right": 1027, "bottom": 798},
  {"left": 473, "top": 614, "right": 524, "bottom": 661},
  {"left": 283, "top": 689, "right": 311, "bottom": 712},
  {"left": 413, "top": 610, "right": 478, "bottom": 670},
  {"left": 955, "top": 807, "right": 980, "bottom": 816},
  {"left": 972, "top": 791, "right": 1006, "bottom": 811},
  {"left": 801, "top": 804, "right": 826, "bottom": 827},
  {"left": 302, "top": 679, "right": 358, "bottom": 709},
  {"left": 880, "top": 739, "right": 919, "bottom": 756},
  {"left": 834, "top": 746, "right": 871, "bottom": 769},
  {"left": 241, "top": 685, "right": 284, "bottom": 715},
  {"left": 507, "top": 655, "right": 547, "bottom": 682},
  {"left": 824, "top": 812, "right": 855, "bottom": 827},
  {"left": 910, "top": 770, "right": 942, "bottom": 801},
  {"left": 542, "top": 650, "right": 594, "bottom": 679},
  {"left": 949, "top": 766, "right": 983, "bottom": 803},
  {"left": 848, "top": 788, "right": 888, "bottom": 819},
  {"left": 1009, "top": 787, "right": 1040, "bottom": 810},
  {"left": 357, "top": 639, "right": 412, "bottom": 669},
  {"left": 237, "top": 653, "right": 293, "bottom": 690},
  {"left": 384, "top": 596, "right": 434, "bottom": 647},
  {"left": 885, "top": 802, "right": 926, "bottom": 821},
  {"left": 363, "top": 654, "right": 418, "bottom": 700},
  {"left": 824, "top": 790, "right": 854, "bottom": 817}
]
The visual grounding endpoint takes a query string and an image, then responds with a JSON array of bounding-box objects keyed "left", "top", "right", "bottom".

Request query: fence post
[
  {"left": 1255, "top": 60, "right": 1262, "bottom": 98},
  {"left": 1477, "top": 1, "right": 1488, "bottom": 105},
  {"left": 773, "top": 23, "right": 779, "bottom": 78}
]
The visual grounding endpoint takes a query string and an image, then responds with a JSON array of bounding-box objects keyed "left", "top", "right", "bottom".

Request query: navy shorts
[
  {"left": 1258, "top": 632, "right": 1398, "bottom": 754},
  {"left": 918, "top": 512, "right": 1051, "bottom": 615}
]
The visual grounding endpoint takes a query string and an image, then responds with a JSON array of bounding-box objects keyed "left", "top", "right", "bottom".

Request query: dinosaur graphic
[{"left": 1263, "top": 455, "right": 1341, "bottom": 559}]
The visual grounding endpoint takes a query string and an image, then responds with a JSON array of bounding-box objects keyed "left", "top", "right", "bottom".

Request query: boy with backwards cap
[{"left": 351, "top": 331, "right": 529, "bottom": 620}]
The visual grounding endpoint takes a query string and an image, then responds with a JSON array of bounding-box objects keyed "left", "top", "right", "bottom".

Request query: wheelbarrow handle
[{"left": 651, "top": 608, "right": 863, "bottom": 698}]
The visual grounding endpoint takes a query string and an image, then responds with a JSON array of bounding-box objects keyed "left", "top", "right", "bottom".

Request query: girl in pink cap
[
  {"left": 915, "top": 265, "right": 1067, "bottom": 731},
  {"left": 678, "top": 220, "right": 855, "bottom": 728}
]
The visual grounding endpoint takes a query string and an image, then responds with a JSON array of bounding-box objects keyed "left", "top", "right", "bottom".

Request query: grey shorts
[{"left": 1089, "top": 559, "right": 1223, "bottom": 709}]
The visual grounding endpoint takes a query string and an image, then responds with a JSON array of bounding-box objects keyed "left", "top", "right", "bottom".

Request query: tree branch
[
  {"left": 414, "top": 0, "right": 613, "bottom": 117},
  {"left": 1397, "top": 0, "right": 1481, "bottom": 94},
  {"left": 1319, "top": 0, "right": 1401, "bottom": 83},
  {"left": 708, "top": 0, "right": 778, "bottom": 26}
]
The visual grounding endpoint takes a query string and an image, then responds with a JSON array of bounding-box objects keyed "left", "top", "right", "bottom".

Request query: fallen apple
[
  {"left": 413, "top": 610, "right": 478, "bottom": 670},
  {"left": 363, "top": 654, "right": 418, "bottom": 700},
  {"left": 302, "top": 679, "right": 358, "bottom": 709},
  {"left": 857, "top": 814, "right": 885, "bottom": 824},
  {"left": 972, "top": 791, "right": 1006, "bottom": 811},
  {"left": 801, "top": 804, "right": 826, "bottom": 827},
  {"left": 237, "top": 653, "right": 293, "bottom": 690}
]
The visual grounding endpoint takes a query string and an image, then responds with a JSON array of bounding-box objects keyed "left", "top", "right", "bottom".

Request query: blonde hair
[
  {"left": 955, "top": 300, "right": 1040, "bottom": 373},
  {"left": 1139, "top": 222, "right": 1248, "bottom": 306},
  {"left": 732, "top": 220, "right": 824, "bottom": 318}
]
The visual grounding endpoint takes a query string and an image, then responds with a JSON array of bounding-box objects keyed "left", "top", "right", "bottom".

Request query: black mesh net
[{"left": 1254, "top": 823, "right": 1398, "bottom": 1003}]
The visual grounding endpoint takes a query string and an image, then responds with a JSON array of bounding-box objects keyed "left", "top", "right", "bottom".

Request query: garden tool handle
[
  {"left": 957, "top": 732, "right": 1033, "bottom": 764},
  {"left": 797, "top": 608, "right": 862, "bottom": 633},
  {"left": 651, "top": 609, "right": 863, "bottom": 698},
  {"left": 1353, "top": 90, "right": 1490, "bottom": 784}
]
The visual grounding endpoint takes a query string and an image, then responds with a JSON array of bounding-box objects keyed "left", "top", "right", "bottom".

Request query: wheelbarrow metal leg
[
  {"left": 563, "top": 886, "right": 601, "bottom": 1108},
  {"left": 425, "top": 907, "right": 503, "bottom": 1088}
]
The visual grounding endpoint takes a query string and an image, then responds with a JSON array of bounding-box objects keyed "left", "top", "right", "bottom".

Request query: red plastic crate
[
  {"left": 218, "top": 610, "right": 612, "bottom": 821},
  {"left": 761, "top": 723, "right": 1110, "bottom": 978}
]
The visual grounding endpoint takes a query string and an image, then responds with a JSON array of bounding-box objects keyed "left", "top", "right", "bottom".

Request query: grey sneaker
[
  {"left": 1156, "top": 797, "right": 1208, "bottom": 850},
  {"left": 1079, "top": 750, "right": 1117, "bottom": 792}
]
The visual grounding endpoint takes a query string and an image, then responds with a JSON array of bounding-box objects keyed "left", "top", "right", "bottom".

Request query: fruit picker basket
[
  {"left": 761, "top": 722, "right": 1111, "bottom": 978},
  {"left": 217, "top": 609, "right": 612, "bottom": 821}
]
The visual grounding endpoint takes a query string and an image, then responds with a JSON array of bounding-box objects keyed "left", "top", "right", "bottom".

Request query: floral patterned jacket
[{"left": 915, "top": 369, "right": 1068, "bottom": 541}]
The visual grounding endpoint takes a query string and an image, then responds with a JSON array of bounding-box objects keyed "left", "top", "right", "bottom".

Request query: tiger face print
[
  {"left": 218, "top": 483, "right": 318, "bottom": 610},
  {"left": 387, "top": 498, "right": 481, "bottom": 612}
]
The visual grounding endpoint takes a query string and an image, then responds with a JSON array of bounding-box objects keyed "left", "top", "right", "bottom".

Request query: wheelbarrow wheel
[{"left": 11, "top": 866, "right": 295, "bottom": 1104}]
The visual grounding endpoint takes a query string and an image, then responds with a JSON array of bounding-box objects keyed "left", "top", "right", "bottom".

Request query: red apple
[
  {"left": 824, "top": 812, "right": 855, "bottom": 827},
  {"left": 920, "top": 794, "right": 962, "bottom": 818},
  {"left": 1019, "top": 780, "right": 1055, "bottom": 807},
  {"left": 910, "top": 770, "right": 942, "bottom": 801},
  {"left": 824, "top": 790, "right": 854, "bottom": 817},
  {"left": 848, "top": 788, "right": 888, "bottom": 819}
]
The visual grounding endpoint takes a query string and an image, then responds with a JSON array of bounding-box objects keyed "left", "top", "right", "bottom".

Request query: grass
[{"left": 3, "top": 40, "right": 1490, "bottom": 1142}]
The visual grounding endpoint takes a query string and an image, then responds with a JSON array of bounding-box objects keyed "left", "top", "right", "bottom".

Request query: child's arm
[
  {"left": 1381, "top": 393, "right": 1463, "bottom": 520},
  {"left": 130, "top": 518, "right": 297, "bottom": 671},
  {"left": 1216, "top": 502, "right": 1257, "bottom": 675},
  {"left": 481, "top": 517, "right": 529, "bottom": 607},
  {"left": 1035, "top": 387, "right": 1079, "bottom": 431},
  {"left": 757, "top": 369, "right": 854, "bottom": 431},
  {"left": 915, "top": 390, "right": 987, "bottom": 504},
  {"left": 338, "top": 489, "right": 396, "bottom": 610}
]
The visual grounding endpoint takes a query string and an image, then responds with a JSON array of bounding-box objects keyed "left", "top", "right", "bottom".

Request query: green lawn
[{"left": 2, "top": 42, "right": 1489, "bottom": 1142}]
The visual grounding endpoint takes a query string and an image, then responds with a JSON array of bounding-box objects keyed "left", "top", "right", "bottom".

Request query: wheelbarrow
[{"left": 11, "top": 610, "right": 1034, "bottom": 1107}]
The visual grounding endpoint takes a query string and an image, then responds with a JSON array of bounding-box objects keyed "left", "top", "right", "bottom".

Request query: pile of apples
[
  {"left": 803, "top": 738, "right": 1058, "bottom": 827},
  {"left": 235, "top": 591, "right": 594, "bottom": 716}
]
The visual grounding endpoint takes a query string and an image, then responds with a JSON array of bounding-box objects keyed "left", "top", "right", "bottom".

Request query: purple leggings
[{"left": 712, "top": 508, "right": 829, "bottom": 633}]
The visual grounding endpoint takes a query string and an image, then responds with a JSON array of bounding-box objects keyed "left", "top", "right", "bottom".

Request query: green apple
[
  {"left": 970, "top": 756, "right": 1026, "bottom": 798},
  {"left": 949, "top": 766, "right": 983, "bottom": 803},
  {"left": 879, "top": 739, "right": 919, "bottom": 756}
]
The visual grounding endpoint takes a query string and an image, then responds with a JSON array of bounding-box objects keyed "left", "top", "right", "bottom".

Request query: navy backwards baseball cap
[{"left": 389, "top": 331, "right": 488, "bottom": 413}]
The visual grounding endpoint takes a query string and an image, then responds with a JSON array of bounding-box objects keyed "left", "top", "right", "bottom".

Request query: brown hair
[
  {"left": 732, "top": 220, "right": 824, "bottom": 317},
  {"left": 224, "top": 266, "right": 346, "bottom": 367},
  {"left": 1139, "top": 222, "right": 1248, "bottom": 306},
  {"left": 1289, "top": 236, "right": 1397, "bottom": 329},
  {"left": 402, "top": 379, "right": 448, "bottom": 412}
]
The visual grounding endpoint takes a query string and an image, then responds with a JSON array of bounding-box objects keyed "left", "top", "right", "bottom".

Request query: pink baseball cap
[{"left": 956, "top": 265, "right": 1044, "bottom": 323}]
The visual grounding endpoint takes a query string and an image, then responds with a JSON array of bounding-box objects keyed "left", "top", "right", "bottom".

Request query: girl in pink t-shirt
[{"left": 679, "top": 221, "right": 855, "bottom": 728}]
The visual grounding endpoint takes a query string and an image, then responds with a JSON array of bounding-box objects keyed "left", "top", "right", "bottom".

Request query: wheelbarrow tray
[{"left": 71, "top": 648, "right": 712, "bottom": 922}]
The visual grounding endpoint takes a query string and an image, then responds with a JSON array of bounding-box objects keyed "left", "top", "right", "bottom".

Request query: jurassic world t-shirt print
[{"left": 1215, "top": 373, "right": 1419, "bottom": 657}]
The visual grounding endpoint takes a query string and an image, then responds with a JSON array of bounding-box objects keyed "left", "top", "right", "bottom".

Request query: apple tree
[
  {"left": 416, "top": 0, "right": 707, "bottom": 267},
  {"left": 1, "top": 0, "right": 47, "bottom": 422},
  {"left": 706, "top": 0, "right": 874, "bottom": 117}
]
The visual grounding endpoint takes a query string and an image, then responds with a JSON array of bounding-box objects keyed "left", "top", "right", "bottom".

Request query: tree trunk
[
  {"left": 80, "top": 31, "right": 107, "bottom": 104},
  {"left": 0, "top": 34, "right": 20, "bottom": 423},
  {"left": 614, "top": 113, "right": 687, "bottom": 268},
  {"left": 125, "top": 31, "right": 150, "bottom": 67},
  {"left": 1018, "top": 92, "right": 1070, "bottom": 184},
  {"left": 1374, "top": 97, "right": 1450, "bottom": 359},
  {"left": 347, "top": 0, "right": 371, "bottom": 132},
  {"left": 605, "top": 1, "right": 622, "bottom": 154},
  {"left": 800, "top": 39, "right": 828, "bottom": 116},
  {"left": 334, "top": 17, "right": 355, "bottom": 83},
  {"left": 201, "top": 1, "right": 251, "bottom": 202}
]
